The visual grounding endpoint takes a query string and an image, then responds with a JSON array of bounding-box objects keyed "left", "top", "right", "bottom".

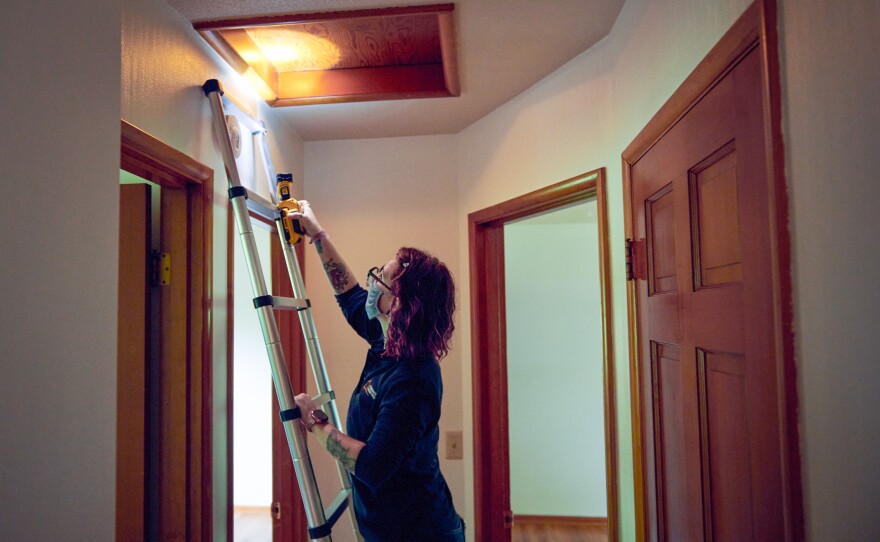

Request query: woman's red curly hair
[{"left": 384, "top": 247, "right": 456, "bottom": 362}]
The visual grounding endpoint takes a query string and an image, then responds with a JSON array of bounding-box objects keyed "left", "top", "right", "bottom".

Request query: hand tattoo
[{"left": 327, "top": 429, "right": 357, "bottom": 472}]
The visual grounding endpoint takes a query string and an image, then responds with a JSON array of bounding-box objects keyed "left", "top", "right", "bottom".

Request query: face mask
[{"left": 365, "top": 280, "right": 384, "bottom": 320}]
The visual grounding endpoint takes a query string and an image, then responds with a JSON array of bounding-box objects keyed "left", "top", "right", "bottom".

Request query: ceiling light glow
[{"left": 246, "top": 28, "right": 341, "bottom": 71}]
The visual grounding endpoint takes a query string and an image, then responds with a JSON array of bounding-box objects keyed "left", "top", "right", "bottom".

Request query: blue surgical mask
[{"left": 365, "top": 280, "right": 384, "bottom": 320}]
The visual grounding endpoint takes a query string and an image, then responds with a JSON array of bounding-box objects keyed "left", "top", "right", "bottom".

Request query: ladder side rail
[
  {"left": 276, "top": 233, "right": 337, "bottom": 418},
  {"left": 231, "top": 196, "right": 331, "bottom": 541},
  {"left": 276, "top": 223, "right": 363, "bottom": 542},
  {"left": 205, "top": 81, "right": 334, "bottom": 541}
]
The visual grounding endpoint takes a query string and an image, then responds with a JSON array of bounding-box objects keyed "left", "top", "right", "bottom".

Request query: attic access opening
[{"left": 194, "top": 4, "right": 460, "bottom": 107}]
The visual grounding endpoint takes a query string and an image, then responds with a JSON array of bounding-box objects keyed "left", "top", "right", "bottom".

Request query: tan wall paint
[
  {"left": 0, "top": 2, "right": 121, "bottom": 540},
  {"left": 779, "top": 1, "right": 880, "bottom": 539},
  {"left": 3, "top": 0, "right": 879, "bottom": 540},
  {"left": 455, "top": 0, "right": 751, "bottom": 538},
  {"left": 121, "top": 0, "right": 305, "bottom": 538}
]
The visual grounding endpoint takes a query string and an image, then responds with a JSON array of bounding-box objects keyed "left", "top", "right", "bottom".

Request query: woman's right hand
[{"left": 289, "top": 200, "right": 323, "bottom": 238}]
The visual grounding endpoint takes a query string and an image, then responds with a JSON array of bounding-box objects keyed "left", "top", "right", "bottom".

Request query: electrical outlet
[{"left": 445, "top": 430, "right": 463, "bottom": 460}]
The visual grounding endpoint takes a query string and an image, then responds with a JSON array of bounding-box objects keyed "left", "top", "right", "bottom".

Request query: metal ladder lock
[{"left": 203, "top": 79, "right": 361, "bottom": 542}]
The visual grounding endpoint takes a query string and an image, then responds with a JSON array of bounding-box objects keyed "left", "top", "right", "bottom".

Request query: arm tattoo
[
  {"left": 314, "top": 238, "right": 324, "bottom": 255},
  {"left": 327, "top": 429, "right": 357, "bottom": 472},
  {"left": 323, "top": 259, "right": 350, "bottom": 293}
]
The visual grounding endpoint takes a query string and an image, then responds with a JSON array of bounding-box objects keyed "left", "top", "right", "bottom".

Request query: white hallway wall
[
  {"left": 456, "top": 0, "right": 755, "bottom": 535},
  {"left": 306, "top": 0, "right": 754, "bottom": 539},
  {"left": 780, "top": 1, "right": 880, "bottom": 540},
  {"left": 121, "top": 0, "right": 305, "bottom": 537},
  {"left": 1, "top": 0, "right": 878, "bottom": 540},
  {"left": 121, "top": 0, "right": 306, "bottom": 537},
  {"left": 1, "top": 0, "right": 304, "bottom": 539},
  {"left": 304, "top": 0, "right": 880, "bottom": 541},
  {"left": 0, "top": 1, "right": 121, "bottom": 540}
]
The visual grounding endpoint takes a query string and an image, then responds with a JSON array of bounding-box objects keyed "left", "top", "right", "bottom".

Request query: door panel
[
  {"left": 647, "top": 184, "right": 677, "bottom": 295},
  {"left": 159, "top": 187, "right": 189, "bottom": 542},
  {"left": 633, "top": 46, "right": 784, "bottom": 541},
  {"left": 698, "top": 350, "right": 753, "bottom": 542},
  {"left": 117, "top": 184, "right": 151, "bottom": 542},
  {"left": 690, "top": 142, "right": 742, "bottom": 288},
  {"left": 651, "top": 342, "right": 693, "bottom": 542}
]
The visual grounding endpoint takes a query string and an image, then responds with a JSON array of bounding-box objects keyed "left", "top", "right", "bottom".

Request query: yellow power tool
[{"left": 276, "top": 173, "right": 306, "bottom": 245}]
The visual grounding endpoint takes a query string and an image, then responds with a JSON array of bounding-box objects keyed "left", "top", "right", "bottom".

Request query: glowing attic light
[{"left": 246, "top": 28, "right": 341, "bottom": 71}]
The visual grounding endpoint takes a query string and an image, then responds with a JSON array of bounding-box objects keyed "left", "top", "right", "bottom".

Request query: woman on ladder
[{"left": 290, "top": 201, "right": 465, "bottom": 542}]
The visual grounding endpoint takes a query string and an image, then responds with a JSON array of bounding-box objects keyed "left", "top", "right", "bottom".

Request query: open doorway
[
  {"left": 505, "top": 200, "right": 609, "bottom": 538},
  {"left": 231, "top": 218, "right": 274, "bottom": 540},
  {"left": 469, "top": 168, "right": 618, "bottom": 542}
]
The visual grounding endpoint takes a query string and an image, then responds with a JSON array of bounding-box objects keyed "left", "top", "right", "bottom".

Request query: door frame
[
  {"left": 120, "top": 120, "right": 215, "bottom": 540},
  {"left": 469, "top": 168, "right": 619, "bottom": 541},
  {"left": 621, "top": 1, "right": 802, "bottom": 540}
]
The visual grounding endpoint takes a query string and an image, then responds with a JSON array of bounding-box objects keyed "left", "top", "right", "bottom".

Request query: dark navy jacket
[{"left": 336, "top": 285, "right": 461, "bottom": 541}]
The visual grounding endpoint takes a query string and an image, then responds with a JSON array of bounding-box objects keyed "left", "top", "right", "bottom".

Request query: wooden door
[
  {"left": 631, "top": 44, "right": 783, "bottom": 541},
  {"left": 117, "top": 184, "right": 151, "bottom": 542},
  {"left": 159, "top": 187, "right": 189, "bottom": 542}
]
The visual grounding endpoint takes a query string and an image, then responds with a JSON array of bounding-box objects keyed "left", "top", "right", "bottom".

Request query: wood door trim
[
  {"left": 620, "top": 2, "right": 802, "bottom": 540},
  {"left": 120, "top": 119, "right": 215, "bottom": 541},
  {"left": 116, "top": 185, "right": 151, "bottom": 541},
  {"left": 469, "top": 168, "right": 619, "bottom": 542}
]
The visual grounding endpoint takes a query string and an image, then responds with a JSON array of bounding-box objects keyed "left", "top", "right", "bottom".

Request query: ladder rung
[
  {"left": 229, "top": 185, "right": 279, "bottom": 222},
  {"left": 253, "top": 295, "right": 310, "bottom": 310},
  {"left": 312, "top": 391, "right": 336, "bottom": 408}
]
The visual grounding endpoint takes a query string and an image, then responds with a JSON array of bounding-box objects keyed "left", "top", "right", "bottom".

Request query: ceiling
[{"left": 168, "top": 0, "right": 625, "bottom": 141}]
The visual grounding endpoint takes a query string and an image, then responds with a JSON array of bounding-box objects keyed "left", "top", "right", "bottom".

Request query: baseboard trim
[{"left": 513, "top": 515, "right": 608, "bottom": 527}]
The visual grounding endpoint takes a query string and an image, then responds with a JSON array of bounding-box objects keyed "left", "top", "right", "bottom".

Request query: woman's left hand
[{"left": 294, "top": 393, "right": 318, "bottom": 425}]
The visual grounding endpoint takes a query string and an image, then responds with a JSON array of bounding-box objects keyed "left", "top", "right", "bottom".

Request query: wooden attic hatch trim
[{"left": 194, "top": 4, "right": 460, "bottom": 106}]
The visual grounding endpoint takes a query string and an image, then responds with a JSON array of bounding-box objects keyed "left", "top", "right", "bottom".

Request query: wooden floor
[
  {"left": 233, "top": 507, "right": 272, "bottom": 542},
  {"left": 234, "top": 507, "right": 608, "bottom": 542},
  {"left": 511, "top": 520, "right": 608, "bottom": 542}
]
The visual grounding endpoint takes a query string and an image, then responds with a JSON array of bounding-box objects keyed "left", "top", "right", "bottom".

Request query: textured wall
[
  {"left": 455, "top": 0, "right": 752, "bottom": 538},
  {"left": 0, "top": 1, "right": 121, "bottom": 540},
  {"left": 779, "top": 1, "right": 880, "bottom": 539},
  {"left": 121, "top": 0, "right": 305, "bottom": 537}
]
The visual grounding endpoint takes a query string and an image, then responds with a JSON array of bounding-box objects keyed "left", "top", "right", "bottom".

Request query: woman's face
[{"left": 375, "top": 257, "right": 402, "bottom": 316}]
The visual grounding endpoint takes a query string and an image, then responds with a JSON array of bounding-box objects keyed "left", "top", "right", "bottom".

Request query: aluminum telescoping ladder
[{"left": 202, "top": 79, "right": 361, "bottom": 542}]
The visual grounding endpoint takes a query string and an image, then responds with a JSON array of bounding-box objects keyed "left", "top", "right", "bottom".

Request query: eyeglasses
[{"left": 367, "top": 266, "right": 392, "bottom": 291}]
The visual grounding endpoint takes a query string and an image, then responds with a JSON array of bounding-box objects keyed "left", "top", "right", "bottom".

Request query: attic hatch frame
[{"left": 194, "top": 4, "right": 460, "bottom": 107}]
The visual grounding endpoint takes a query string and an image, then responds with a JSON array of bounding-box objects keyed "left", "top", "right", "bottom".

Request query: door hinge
[
  {"left": 151, "top": 251, "right": 171, "bottom": 286},
  {"left": 626, "top": 239, "right": 648, "bottom": 281},
  {"left": 271, "top": 501, "right": 282, "bottom": 520},
  {"left": 504, "top": 510, "right": 514, "bottom": 527}
]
